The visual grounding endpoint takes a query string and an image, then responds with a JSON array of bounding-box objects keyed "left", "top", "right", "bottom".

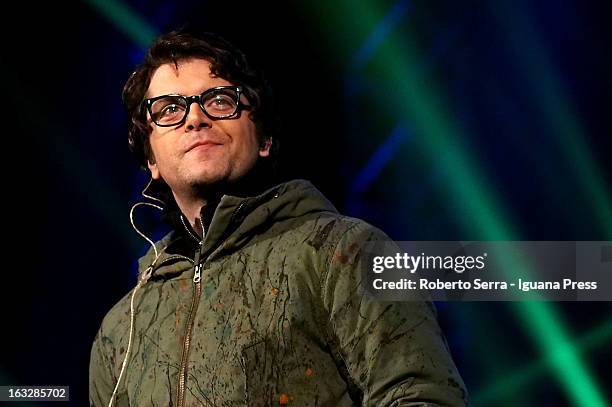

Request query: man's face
[{"left": 145, "top": 58, "right": 270, "bottom": 195}]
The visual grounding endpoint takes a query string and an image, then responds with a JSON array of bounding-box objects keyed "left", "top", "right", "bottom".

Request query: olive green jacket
[{"left": 90, "top": 180, "right": 467, "bottom": 406}]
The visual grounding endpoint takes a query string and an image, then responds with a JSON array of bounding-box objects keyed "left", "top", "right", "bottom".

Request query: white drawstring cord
[
  {"left": 107, "top": 178, "right": 164, "bottom": 407},
  {"left": 141, "top": 177, "right": 165, "bottom": 206},
  {"left": 107, "top": 265, "right": 154, "bottom": 407},
  {"left": 129, "top": 201, "right": 163, "bottom": 259}
]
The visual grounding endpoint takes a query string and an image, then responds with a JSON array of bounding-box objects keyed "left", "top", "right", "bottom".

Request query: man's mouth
[{"left": 186, "top": 140, "right": 223, "bottom": 153}]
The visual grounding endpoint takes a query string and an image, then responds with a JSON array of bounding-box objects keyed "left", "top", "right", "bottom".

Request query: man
[{"left": 90, "top": 30, "right": 467, "bottom": 406}]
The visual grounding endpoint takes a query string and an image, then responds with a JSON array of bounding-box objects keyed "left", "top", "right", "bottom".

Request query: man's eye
[
  {"left": 160, "top": 104, "right": 183, "bottom": 116},
  {"left": 206, "top": 95, "right": 236, "bottom": 110}
]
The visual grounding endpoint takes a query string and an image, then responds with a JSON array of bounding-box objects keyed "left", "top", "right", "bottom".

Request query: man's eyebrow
[
  {"left": 145, "top": 92, "right": 180, "bottom": 99},
  {"left": 147, "top": 85, "right": 234, "bottom": 100}
]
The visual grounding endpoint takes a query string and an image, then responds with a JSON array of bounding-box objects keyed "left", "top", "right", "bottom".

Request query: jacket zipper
[
  {"left": 180, "top": 214, "right": 201, "bottom": 244},
  {"left": 176, "top": 204, "right": 245, "bottom": 406},
  {"left": 177, "top": 223, "right": 205, "bottom": 407}
]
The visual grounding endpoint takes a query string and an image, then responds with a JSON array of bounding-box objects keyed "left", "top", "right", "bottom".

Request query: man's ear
[
  {"left": 147, "top": 159, "right": 160, "bottom": 180},
  {"left": 259, "top": 137, "right": 272, "bottom": 157}
]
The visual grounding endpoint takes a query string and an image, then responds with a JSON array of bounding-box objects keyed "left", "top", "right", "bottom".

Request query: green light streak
[
  {"left": 374, "top": 33, "right": 607, "bottom": 407},
  {"left": 301, "top": 2, "right": 608, "bottom": 406},
  {"left": 489, "top": 0, "right": 612, "bottom": 238},
  {"left": 473, "top": 318, "right": 612, "bottom": 406},
  {"left": 82, "top": 0, "right": 157, "bottom": 47}
]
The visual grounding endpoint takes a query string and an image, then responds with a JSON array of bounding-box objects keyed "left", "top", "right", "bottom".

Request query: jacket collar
[{"left": 138, "top": 179, "right": 338, "bottom": 278}]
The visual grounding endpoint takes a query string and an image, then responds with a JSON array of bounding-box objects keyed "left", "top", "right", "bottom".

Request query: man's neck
[
  {"left": 167, "top": 167, "right": 276, "bottom": 237},
  {"left": 172, "top": 192, "right": 209, "bottom": 237}
]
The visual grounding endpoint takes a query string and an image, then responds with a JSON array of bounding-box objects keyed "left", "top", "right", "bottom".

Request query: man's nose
[{"left": 184, "top": 101, "right": 212, "bottom": 131}]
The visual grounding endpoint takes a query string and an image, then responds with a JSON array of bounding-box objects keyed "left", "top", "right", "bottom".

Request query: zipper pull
[
  {"left": 193, "top": 239, "right": 203, "bottom": 284},
  {"left": 193, "top": 263, "right": 202, "bottom": 283}
]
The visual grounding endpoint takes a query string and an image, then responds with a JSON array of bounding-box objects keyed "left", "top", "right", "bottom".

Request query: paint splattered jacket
[{"left": 89, "top": 179, "right": 467, "bottom": 406}]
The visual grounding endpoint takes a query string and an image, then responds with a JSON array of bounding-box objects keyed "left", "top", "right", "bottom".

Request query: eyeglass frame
[{"left": 143, "top": 85, "right": 251, "bottom": 127}]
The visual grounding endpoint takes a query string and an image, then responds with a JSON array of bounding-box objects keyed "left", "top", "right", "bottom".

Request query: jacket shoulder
[
  {"left": 95, "top": 286, "right": 138, "bottom": 347},
  {"left": 305, "top": 212, "right": 390, "bottom": 253}
]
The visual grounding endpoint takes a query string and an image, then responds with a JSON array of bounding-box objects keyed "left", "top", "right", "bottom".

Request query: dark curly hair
[{"left": 123, "top": 30, "right": 280, "bottom": 170}]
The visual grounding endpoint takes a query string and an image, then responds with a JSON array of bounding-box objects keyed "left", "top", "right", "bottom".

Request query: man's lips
[{"left": 186, "top": 140, "right": 223, "bottom": 153}]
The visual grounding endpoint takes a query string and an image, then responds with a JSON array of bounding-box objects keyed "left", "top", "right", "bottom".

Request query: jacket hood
[{"left": 137, "top": 179, "right": 338, "bottom": 278}]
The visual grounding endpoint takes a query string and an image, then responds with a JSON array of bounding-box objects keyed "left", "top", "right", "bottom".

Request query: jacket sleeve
[
  {"left": 321, "top": 221, "right": 468, "bottom": 406},
  {"left": 89, "top": 327, "right": 117, "bottom": 407}
]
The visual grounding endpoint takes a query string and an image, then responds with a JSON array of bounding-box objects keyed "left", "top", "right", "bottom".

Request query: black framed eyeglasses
[{"left": 144, "top": 85, "right": 250, "bottom": 127}]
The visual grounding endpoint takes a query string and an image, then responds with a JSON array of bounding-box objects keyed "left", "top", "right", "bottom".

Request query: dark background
[{"left": 1, "top": 0, "right": 611, "bottom": 405}]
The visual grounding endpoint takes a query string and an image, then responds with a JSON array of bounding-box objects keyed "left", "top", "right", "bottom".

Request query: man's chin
[
  {"left": 184, "top": 164, "right": 228, "bottom": 182},
  {"left": 188, "top": 175, "right": 226, "bottom": 189}
]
